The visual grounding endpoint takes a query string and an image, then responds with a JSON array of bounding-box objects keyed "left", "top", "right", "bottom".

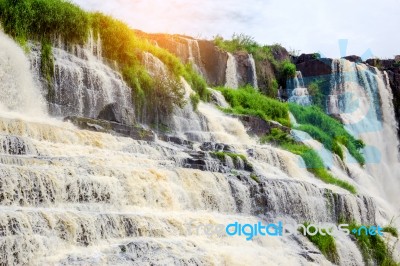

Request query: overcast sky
[{"left": 72, "top": 0, "right": 399, "bottom": 59}]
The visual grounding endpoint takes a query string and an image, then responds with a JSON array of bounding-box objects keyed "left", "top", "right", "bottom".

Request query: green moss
[
  {"left": 215, "top": 85, "right": 290, "bottom": 127},
  {"left": 190, "top": 93, "right": 200, "bottom": 111},
  {"left": 250, "top": 173, "right": 260, "bottom": 183},
  {"left": 383, "top": 226, "right": 399, "bottom": 238},
  {"left": 289, "top": 104, "right": 365, "bottom": 165},
  {"left": 300, "top": 223, "right": 339, "bottom": 264},
  {"left": 40, "top": 40, "right": 55, "bottom": 101},
  {"left": 211, "top": 151, "right": 247, "bottom": 163}
]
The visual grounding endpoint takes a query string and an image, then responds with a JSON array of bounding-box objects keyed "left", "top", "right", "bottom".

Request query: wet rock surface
[{"left": 64, "top": 116, "right": 154, "bottom": 141}]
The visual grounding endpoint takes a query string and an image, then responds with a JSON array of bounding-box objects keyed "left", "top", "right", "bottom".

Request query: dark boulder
[
  {"left": 343, "top": 55, "right": 362, "bottom": 63},
  {"left": 234, "top": 51, "right": 256, "bottom": 87},
  {"left": 271, "top": 45, "right": 290, "bottom": 61},
  {"left": 365, "top": 58, "right": 396, "bottom": 69},
  {"left": 295, "top": 55, "right": 332, "bottom": 78},
  {"left": 97, "top": 103, "right": 135, "bottom": 126}
]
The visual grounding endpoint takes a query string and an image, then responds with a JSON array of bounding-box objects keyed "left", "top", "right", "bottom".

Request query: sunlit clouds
[{"left": 72, "top": 0, "right": 400, "bottom": 58}]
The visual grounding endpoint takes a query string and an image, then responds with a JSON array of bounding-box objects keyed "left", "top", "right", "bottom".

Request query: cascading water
[
  {"left": 288, "top": 71, "right": 312, "bottom": 106},
  {"left": 329, "top": 59, "right": 400, "bottom": 211},
  {"left": 0, "top": 31, "right": 47, "bottom": 116},
  {"left": 0, "top": 28, "right": 397, "bottom": 265},
  {"left": 142, "top": 51, "right": 168, "bottom": 77},
  {"left": 29, "top": 32, "right": 134, "bottom": 119},
  {"left": 225, "top": 52, "right": 239, "bottom": 89},
  {"left": 180, "top": 37, "right": 204, "bottom": 76},
  {"left": 248, "top": 54, "right": 258, "bottom": 89}
]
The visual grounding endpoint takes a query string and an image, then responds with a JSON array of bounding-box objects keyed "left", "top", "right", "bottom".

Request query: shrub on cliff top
[{"left": 0, "top": 0, "right": 90, "bottom": 43}]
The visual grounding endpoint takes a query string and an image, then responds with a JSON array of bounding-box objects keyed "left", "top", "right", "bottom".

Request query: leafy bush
[
  {"left": 280, "top": 60, "right": 296, "bottom": 79},
  {"left": 213, "top": 33, "right": 258, "bottom": 53},
  {"left": 308, "top": 80, "right": 324, "bottom": 109},
  {"left": 216, "top": 85, "right": 290, "bottom": 126},
  {"left": 300, "top": 223, "right": 339, "bottom": 264},
  {"left": 0, "top": 0, "right": 90, "bottom": 43},
  {"left": 289, "top": 104, "right": 365, "bottom": 165}
]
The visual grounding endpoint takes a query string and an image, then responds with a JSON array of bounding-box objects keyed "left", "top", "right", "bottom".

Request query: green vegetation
[
  {"left": 261, "top": 128, "right": 357, "bottom": 194},
  {"left": 211, "top": 151, "right": 247, "bottom": 164},
  {"left": 213, "top": 33, "right": 262, "bottom": 55},
  {"left": 299, "top": 223, "right": 339, "bottom": 264},
  {"left": 211, "top": 151, "right": 253, "bottom": 171},
  {"left": 215, "top": 85, "right": 290, "bottom": 126},
  {"left": 190, "top": 93, "right": 200, "bottom": 111},
  {"left": 307, "top": 79, "right": 325, "bottom": 109},
  {"left": 347, "top": 222, "right": 399, "bottom": 266},
  {"left": 214, "top": 84, "right": 361, "bottom": 192},
  {"left": 91, "top": 13, "right": 208, "bottom": 123},
  {"left": 250, "top": 173, "right": 260, "bottom": 183},
  {"left": 280, "top": 60, "right": 296, "bottom": 79},
  {"left": 213, "top": 34, "right": 296, "bottom": 94},
  {"left": 40, "top": 40, "right": 55, "bottom": 101},
  {"left": 0, "top": 0, "right": 207, "bottom": 125},
  {"left": 383, "top": 226, "right": 399, "bottom": 238},
  {"left": 0, "top": 0, "right": 90, "bottom": 43},
  {"left": 289, "top": 104, "right": 365, "bottom": 165},
  {"left": 312, "top": 53, "right": 321, "bottom": 60}
]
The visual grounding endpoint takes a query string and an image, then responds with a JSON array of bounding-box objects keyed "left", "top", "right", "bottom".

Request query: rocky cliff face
[{"left": 137, "top": 32, "right": 281, "bottom": 91}]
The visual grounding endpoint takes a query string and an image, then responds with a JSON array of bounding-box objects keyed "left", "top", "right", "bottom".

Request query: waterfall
[
  {"left": 29, "top": 32, "right": 134, "bottom": 119},
  {"left": 248, "top": 54, "right": 258, "bottom": 89},
  {"left": 329, "top": 59, "right": 400, "bottom": 209},
  {"left": 209, "top": 88, "right": 231, "bottom": 108},
  {"left": 167, "top": 79, "right": 210, "bottom": 142},
  {"left": 142, "top": 51, "right": 168, "bottom": 77},
  {"left": 0, "top": 30, "right": 395, "bottom": 265},
  {"left": 179, "top": 37, "right": 204, "bottom": 76},
  {"left": 225, "top": 52, "right": 239, "bottom": 89},
  {"left": 0, "top": 31, "right": 47, "bottom": 116},
  {"left": 288, "top": 71, "right": 311, "bottom": 106},
  {"left": 85, "top": 29, "right": 102, "bottom": 60}
]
